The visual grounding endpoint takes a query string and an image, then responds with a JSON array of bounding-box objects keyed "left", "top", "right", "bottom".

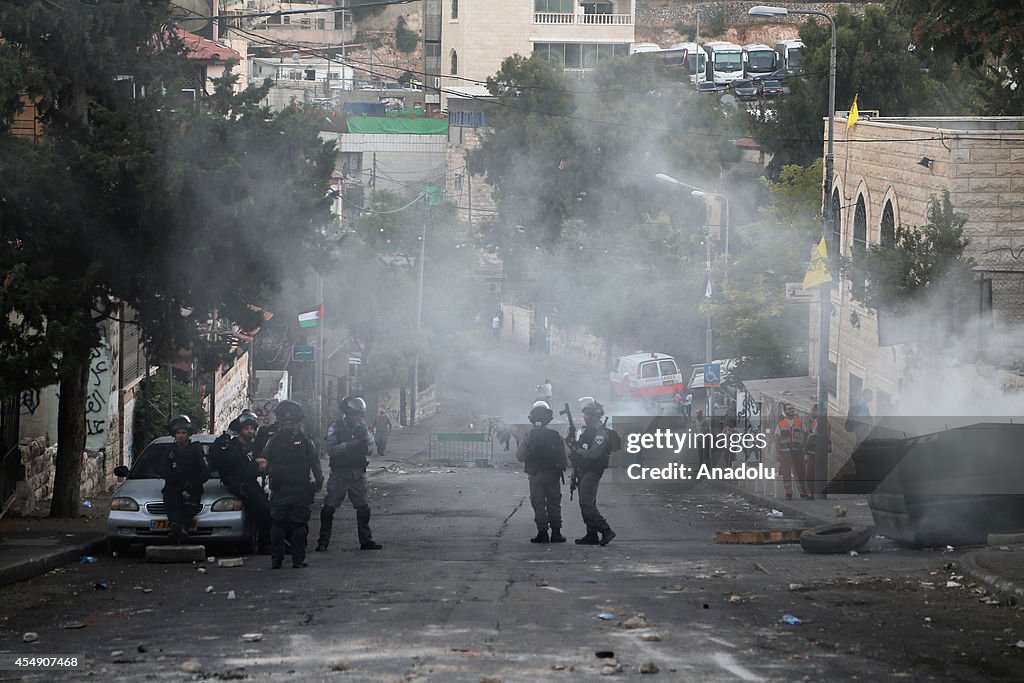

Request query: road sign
[
  {"left": 785, "top": 282, "right": 818, "bottom": 303},
  {"left": 292, "top": 345, "right": 315, "bottom": 362},
  {"left": 704, "top": 363, "right": 721, "bottom": 388}
]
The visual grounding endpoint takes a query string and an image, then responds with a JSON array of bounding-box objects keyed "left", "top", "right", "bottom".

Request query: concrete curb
[
  {"left": 0, "top": 534, "right": 107, "bottom": 588},
  {"left": 957, "top": 550, "right": 1024, "bottom": 604},
  {"left": 714, "top": 483, "right": 837, "bottom": 528}
]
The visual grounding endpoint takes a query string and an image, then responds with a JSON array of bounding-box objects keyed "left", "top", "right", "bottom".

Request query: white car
[{"left": 106, "top": 435, "right": 257, "bottom": 554}]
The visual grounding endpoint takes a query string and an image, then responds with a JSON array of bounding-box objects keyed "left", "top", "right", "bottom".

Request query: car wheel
[{"left": 799, "top": 523, "right": 871, "bottom": 554}]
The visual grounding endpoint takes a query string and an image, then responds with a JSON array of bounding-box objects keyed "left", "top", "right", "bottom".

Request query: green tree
[
  {"left": 133, "top": 373, "right": 209, "bottom": 447},
  {"left": 0, "top": 1, "right": 335, "bottom": 516},
  {"left": 841, "top": 190, "right": 976, "bottom": 322},
  {"left": 892, "top": 0, "right": 1024, "bottom": 113},
  {"left": 395, "top": 17, "right": 419, "bottom": 54},
  {"left": 752, "top": 4, "right": 972, "bottom": 174}
]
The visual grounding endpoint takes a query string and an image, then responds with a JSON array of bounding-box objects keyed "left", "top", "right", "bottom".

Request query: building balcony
[{"left": 534, "top": 12, "right": 632, "bottom": 25}]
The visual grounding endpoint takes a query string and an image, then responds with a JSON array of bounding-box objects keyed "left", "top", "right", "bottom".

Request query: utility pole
[
  {"left": 467, "top": 171, "right": 473, "bottom": 230},
  {"left": 317, "top": 274, "right": 325, "bottom": 444},
  {"left": 370, "top": 153, "right": 377, "bottom": 190},
  {"left": 411, "top": 193, "right": 428, "bottom": 428}
]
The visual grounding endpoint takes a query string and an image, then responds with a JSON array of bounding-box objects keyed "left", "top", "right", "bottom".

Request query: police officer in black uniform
[
  {"left": 568, "top": 398, "right": 616, "bottom": 546},
  {"left": 317, "top": 396, "right": 382, "bottom": 551},
  {"left": 160, "top": 415, "right": 210, "bottom": 544},
  {"left": 516, "top": 401, "right": 568, "bottom": 543},
  {"left": 218, "top": 410, "right": 272, "bottom": 554},
  {"left": 263, "top": 400, "right": 323, "bottom": 568}
]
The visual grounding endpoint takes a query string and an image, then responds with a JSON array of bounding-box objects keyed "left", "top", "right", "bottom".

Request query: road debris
[
  {"left": 241, "top": 633, "right": 263, "bottom": 642},
  {"left": 945, "top": 545, "right": 955, "bottom": 552},
  {"left": 781, "top": 614, "right": 802, "bottom": 625},
  {"left": 623, "top": 614, "right": 648, "bottom": 629},
  {"left": 329, "top": 660, "right": 349, "bottom": 671},
  {"left": 641, "top": 633, "right": 662, "bottom": 642},
  {"left": 849, "top": 550, "right": 859, "bottom": 556},
  {"left": 1016, "top": 640, "right": 1024, "bottom": 649},
  {"left": 197, "top": 568, "right": 206, "bottom": 574},
  {"left": 833, "top": 506, "right": 847, "bottom": 518},
  {"left": 727, "top": 594, "right": 743, "bottom": 604},
  {"left": 205, "top": 585, "right": 214, "bottom": 593},
  {"left": 180, "top": 660, "right": 202, "bottom": 673},
  {"left": 788, "top": 583, "right": 804, "bottom": 591},
  {"left": 768, "top": 509, "right": 784, "bottom": 518},
  {"left": 62, "top": 622, "right": 86, "bottom": 629},
  {"left": 218, "top": 558, "right": 245, "bottom": 568},
  {"left": 639, "top": 661, "right": 660, "bottom": 674},
  {"left": 946, "top": 581, "right": 962, "bottom": 588},
  {"left": 597, "top": 613, "right": 615, "bottom": 621},
  {"left": 110, "top": 650, "right": 124, "bottom": 657},
  {"left": 22, "top": 632, "right": 39, "bottom": 643},
  {"left": 714, "top": 529, "right": 804, "bottom": 544},
  {"left": 81, "top": 556, "right": 97, "bottom": 564},
  {"left": 94, "top": 582, "right": 110, "bottom": 590},
  {"left": 227, "top": 590, "right": 237, "bottom": 599}
]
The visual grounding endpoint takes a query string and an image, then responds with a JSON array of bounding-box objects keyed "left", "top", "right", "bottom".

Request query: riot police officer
[
  {"left": 160, "top": 415, "right": 210, "bottom": 544},
  {"left": 567, "top": 398, "right": 616, "bottom": 546},
  {"left": 217, "top": 411, "right": 272, "bottom": 554},
  {"left": 516, "top": 401, "right": 568, "bottom": 543},
  {"left": 264, "top": 400, "right": 323, "bottom": 568},
  {"left": 317, "top": 396, "right": 382, "bottom": 551}
]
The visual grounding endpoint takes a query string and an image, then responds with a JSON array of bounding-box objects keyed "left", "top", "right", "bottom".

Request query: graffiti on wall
[
  {"left": 18, "top": 389, "right": 41, "bottom": 417},
  {"left": 86, "top": 345, "right": 111, "bottom": 449},
  {"left": 376, "top": 389, "right": 400, "bottom": 424},
  {"left": 252, "top": 398, "right": 280, "bottom": 427}
]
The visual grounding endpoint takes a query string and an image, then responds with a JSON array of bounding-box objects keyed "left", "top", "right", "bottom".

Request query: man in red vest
[{"left": 775, "top": 403, "right": 808, "bottom": 500}]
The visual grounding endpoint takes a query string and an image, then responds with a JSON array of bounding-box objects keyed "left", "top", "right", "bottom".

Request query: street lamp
[
  {"left": 749, "top": 4, "right": 837, "bottom": 499},
  {"left": 655, "top": 173, "right": 716, "bottom": 419},
  {"left": 690, "top": 190, "right": 731, "bottom": 284}
]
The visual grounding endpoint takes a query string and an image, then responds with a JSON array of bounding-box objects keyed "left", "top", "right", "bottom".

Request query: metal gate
[{"left": 428, "top": 432, "right": 493, "bottom": 467}]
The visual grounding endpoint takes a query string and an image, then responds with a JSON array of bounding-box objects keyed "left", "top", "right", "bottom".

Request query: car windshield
[
  {"left": 129, "top": 441, "right": 214, "bottom": 480},
  {"left": 763, "top": 80, "right": 782, "bottom": 88},
  {"left": 734, "top": 80, "right": 753, "bottom": 89}
]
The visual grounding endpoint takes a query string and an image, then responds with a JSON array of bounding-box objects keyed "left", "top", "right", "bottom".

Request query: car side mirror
[{"left": 114, "top": 465, "right": 129, "bottom": 478}]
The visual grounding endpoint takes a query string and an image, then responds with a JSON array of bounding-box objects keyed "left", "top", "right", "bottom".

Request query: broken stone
[
  {"left": 535, "top": 580, "right": 549, "bottom": 587},
  {"left": 110, "top": 650, "right": 124, "bottom": 657},
  {"left": 205, "top": 585, "right": 214, "bottom": 593},
  {"left": 639, "top": 661, "right": 660, "bottom": 674},
  {"left": 946, "top": 581, "right": 962, "bottom": 588},
  {"left": 180, "top": 660, "right": 202, "bottom": 673},
  {"left": 241, "top": 633, "right": 263, "bottom": 642},
  {"left": 22, "top": 633, "right": 38, "bottom": 643},
  {"left": 849, "top": 551, "right": 859, "bottom": 557},
  {"left": 833, "top": 506, "right": 847, "bottom": 518},
  {"left": 601, "top": 662, "right": 623, "bottom": 676},
  {"left": 207, "top": 557, "right": 216, "bottom": 563},
  {"left": 227, "top": 591, "right": 236, "bottom": 600},
  {"left": 623, "top": 614, "right": 648, "bottom": 629},
  {"left": 727, "top": 594, "right": 743, "bottom": 604},
  {"left": 329, "top": 660, "right": 349, "bottom": 672},
  {"left": 197, "top": 568, "right": 206, "bottom": 574},
  {"left": 62, "top": 622, "right": 86, "bottom": 629},
  {"left": 788, "top": 583, "right": 804, "bottom": 591},
  {"left": 552, "top": 664, "right": 567, "bottom": 670},
  {"left": 641, "top": 633, "right": 662, "bottom": 642},
  {"left": 218, "top": 558, "right": 245, "bottom": 568},
  {"left": 142, "top": 588, "right": 153, "bottom": 594},
  {"left": 137, "top": 644, "right": 148, "bottom": 653}
]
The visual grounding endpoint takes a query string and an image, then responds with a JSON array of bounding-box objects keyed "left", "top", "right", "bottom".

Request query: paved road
[{"left": 2, "top": 344, "right": 1023, "bottom": 681}]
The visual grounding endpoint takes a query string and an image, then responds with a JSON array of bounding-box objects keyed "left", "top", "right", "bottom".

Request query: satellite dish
[{"left": 170, "top": 0, "right": 212, "bottom": 35}]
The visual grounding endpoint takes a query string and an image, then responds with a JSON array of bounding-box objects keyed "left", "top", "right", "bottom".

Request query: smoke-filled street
[{"left": 2, "top": 347, "right": 1023, "bottom": 681}]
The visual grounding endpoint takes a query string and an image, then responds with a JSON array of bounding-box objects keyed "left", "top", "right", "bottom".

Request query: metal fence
[{"left": 428, "top": 432, "right": 493, "bottom": 467}]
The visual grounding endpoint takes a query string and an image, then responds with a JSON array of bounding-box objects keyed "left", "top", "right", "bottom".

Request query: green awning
[{"left": 347, "top": 117, "right": 447, "bottom": 135}]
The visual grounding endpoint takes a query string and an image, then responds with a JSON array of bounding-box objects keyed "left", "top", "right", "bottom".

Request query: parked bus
[
  {"left": 631, "top": 42, "right": 661, "bottom": 54},
  {"left": 702, "top": 41, "right": 744, "bottom": 84},
  {"left": 742, "top": 43, "right": 777, "bottom": 79},
  {"left": 774, "top": 40, "right": 804, "bottom": 72},
  {"left": 671, "top": 42, "right": 707, "bottom": 84}
]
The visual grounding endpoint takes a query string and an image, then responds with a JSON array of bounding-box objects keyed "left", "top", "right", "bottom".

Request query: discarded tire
[
  {"left": 799, "top": 523, "right": 871, "bottom": 554},
  {"left": 145, "top": 544, "right": 207, "bottom": 563}
]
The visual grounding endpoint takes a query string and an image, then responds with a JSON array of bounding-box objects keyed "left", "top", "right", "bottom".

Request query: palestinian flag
[{"left": 298, "top": 305, "right": 324, "bottom": 328}]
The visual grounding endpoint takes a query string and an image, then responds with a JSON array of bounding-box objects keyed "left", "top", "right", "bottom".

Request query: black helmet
[
  {"left": 236, "top": 411, "right": 259, "bottom": 430},
  {"left": 274, "top": 400, "right": 304, "bottom": 423},
  {"left": 168, "top": 415, "right": 195, "bottom": 436},
  {"left": 529, "top": 401, "right": 553, "bottom": 426},
  {"left": 340, "top": 396, "right": 366, "bottom": 416},
  {"left": 579, "top": 397, "right": 605, "bottom": 419}
]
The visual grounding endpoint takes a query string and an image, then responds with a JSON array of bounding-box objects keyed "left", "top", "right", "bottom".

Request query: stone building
[{"left": 814, "top": 115, "right": 1024, "bottom": 427}]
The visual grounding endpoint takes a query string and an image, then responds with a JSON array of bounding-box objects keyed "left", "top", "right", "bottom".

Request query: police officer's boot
[
  {"left": 530, "top": 525, "right": 549, "bottom": 543},
  {"left": 357, "top": 505, "right": 382, "bottom": 550},
  {"left": 549, "top": 524, "right": 567, "bottom": 543},
  {"left": 599, "top": 527, "right": 617, "bottom": 546},
  {"left": 316, "top": 505, "right": 335, "bottom": 552},
  {"left": 575, "top": 527, "right": 600, "bottom": 545}
]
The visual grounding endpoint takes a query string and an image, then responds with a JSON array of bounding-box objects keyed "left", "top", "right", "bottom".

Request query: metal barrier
[{"left": 428, "top": 433, "right": 493, "bottom": 467}]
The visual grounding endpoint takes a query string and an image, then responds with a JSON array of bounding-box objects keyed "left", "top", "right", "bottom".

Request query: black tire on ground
[{"left": 799, "top": 523, "right": 872, "bottom": 554}]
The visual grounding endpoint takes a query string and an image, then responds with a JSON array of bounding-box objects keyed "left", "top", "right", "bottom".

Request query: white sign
[{"left": 785, "top": 282, "right": 817, "bottom": 303}]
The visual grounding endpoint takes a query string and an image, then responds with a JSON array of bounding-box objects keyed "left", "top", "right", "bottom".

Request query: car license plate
[{"left": 150, "top": 519, "right": 198, "bottom": 531}]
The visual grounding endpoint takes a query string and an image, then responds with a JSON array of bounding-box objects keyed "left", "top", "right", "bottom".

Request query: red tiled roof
[
  {"left": 734, "top": 137, "right": 761, "bottom": 150},
  {"left": 175, "top": 28, "right": 239, "bottom": 62}
]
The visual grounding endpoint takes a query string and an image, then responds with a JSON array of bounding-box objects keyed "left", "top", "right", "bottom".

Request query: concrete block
[{"left": 145, "top": 545, "right": 207, "bottom": 563}]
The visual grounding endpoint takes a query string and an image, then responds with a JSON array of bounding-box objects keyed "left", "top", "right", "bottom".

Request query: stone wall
[
  {"left": 637, "top": 1, "right": 873, "bottom": 26},
  {"left": 15, "top": 437, "right": 112, "bottom": 515}
]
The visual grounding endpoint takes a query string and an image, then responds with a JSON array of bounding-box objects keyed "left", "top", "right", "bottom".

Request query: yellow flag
[
  {"left": 847, "top": 93, "right": 859, "bottom": 129},
  {"left": 802, "top": 237, "right": 833, "bottom": 289}
]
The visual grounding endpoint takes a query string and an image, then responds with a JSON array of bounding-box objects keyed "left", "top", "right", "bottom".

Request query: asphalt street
[{"left": 2, "top": 343, "right": 1023, "bottom": 681}]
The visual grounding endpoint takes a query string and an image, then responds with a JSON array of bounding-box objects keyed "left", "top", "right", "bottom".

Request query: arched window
[
  {"left": 880, "top": 200, "right": 894, "bottom": 247},
  {"left": 450, "top": 49, "right": 458, "bottom": 75},
  {"left": 853, "top": 195, "right": 867, "bottom": 256},
  {"left": 451, "top": 0, "right": 458, "bottom": 19},
  {"left": 830, "top": 189, "right": 842, "bottom": 288}
]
